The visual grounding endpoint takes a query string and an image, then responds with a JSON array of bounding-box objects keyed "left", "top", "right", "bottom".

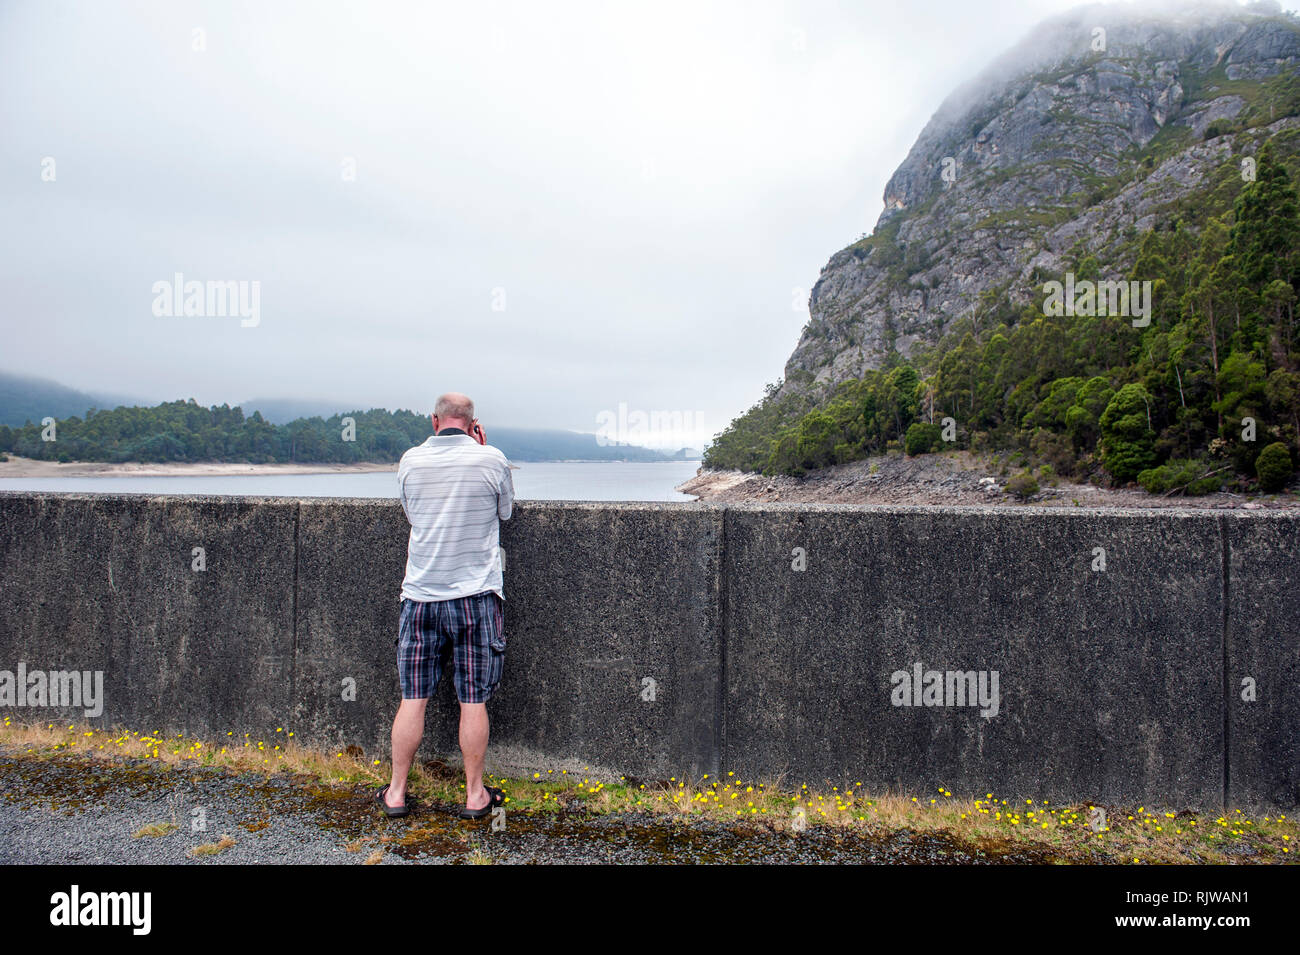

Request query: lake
[{"left": 0, "top": 460, "right": 704, "bottom": 502}]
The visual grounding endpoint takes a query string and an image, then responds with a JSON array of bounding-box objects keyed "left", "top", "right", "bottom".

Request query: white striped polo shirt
[{"left": 397, "top": 432, "right": 514, "bottom": 602}]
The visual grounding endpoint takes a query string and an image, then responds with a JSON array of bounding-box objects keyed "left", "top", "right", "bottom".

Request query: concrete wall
[{"left": 0, "top": 492, "right": 1294, "bottom": 809}]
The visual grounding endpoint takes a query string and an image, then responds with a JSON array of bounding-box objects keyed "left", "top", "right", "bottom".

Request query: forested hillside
[
  {"left": 0, "top": 403, "right": 678, "bottom": 464},
  {"left": 705, "top": 6, "right": 1300, "bottom": 495}
]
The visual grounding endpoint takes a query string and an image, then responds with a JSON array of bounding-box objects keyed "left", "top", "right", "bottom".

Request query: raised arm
[{"left": 497, "top": 459, "right": 514, "bottom": 521}]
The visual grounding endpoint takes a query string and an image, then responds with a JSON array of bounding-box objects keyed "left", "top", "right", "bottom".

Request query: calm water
[{"left": 0, "top": 460, "right": 703, "bottom": 502}]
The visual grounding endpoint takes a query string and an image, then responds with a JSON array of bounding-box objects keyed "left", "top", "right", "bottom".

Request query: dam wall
[{"left": 0, "top": 492, "right": 1295, "bottom": 809}]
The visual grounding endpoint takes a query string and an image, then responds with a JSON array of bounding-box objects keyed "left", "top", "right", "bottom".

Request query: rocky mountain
[{"left": 780, "top": 0, "right": 1300, "bottom": 400}]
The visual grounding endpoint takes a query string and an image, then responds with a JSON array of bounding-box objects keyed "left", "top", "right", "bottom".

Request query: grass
[
  {"left": 133, "top": 821, "right": 177, "bottom": 838},
  {"left": 465, "top": 835, "right": 494, "bottom": 865},
  {"left": 189, "top": 835, "right": 236, "bottom": 857},
  {"left": 2, "top": 717, "right": 1294, "bottom": 864}
]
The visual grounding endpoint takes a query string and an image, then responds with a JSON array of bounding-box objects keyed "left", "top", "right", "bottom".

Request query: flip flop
[
  {"left": 457, "top": 784, "right": 505, "bottom": 820},
  {"left": 375, "top": 784, "right": 412, "bottom": 818}
]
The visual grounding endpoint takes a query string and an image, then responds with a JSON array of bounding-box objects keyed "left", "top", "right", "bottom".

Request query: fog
[{"left": 2, "top": 0, "right": 1288, "bottom": 447}]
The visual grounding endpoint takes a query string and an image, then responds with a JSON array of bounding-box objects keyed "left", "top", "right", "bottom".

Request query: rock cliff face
[{"left": 782, "top": 0, "right": 1300, "bottom": 399}]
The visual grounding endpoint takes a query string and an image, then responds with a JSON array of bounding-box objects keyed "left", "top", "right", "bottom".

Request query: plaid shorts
[{"left": 396, "top": 591, "right": 506, "bottom": 703}]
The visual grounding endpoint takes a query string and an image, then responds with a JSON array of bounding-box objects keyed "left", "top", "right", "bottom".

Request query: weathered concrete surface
[
  {"left": 488, "top": 503, "right": 723, "bottom": 779},
  {"left": 0, "top": 494, "right": 294, "bottom": 738},
  {"left": 0, "top": 492, "right": 1295, "bottom": 808},
  {"left": 291, "top": 498, "right": 408, "bottom": 753},
  {"left": 291, "top": 499, "right": 723, "bottom": 780},
  {"left": 1225, "top": 513, "right": 1300, "bottom": 810},
  {"left": 723, "top": 505, "right": 1226, "bottom": 807}
]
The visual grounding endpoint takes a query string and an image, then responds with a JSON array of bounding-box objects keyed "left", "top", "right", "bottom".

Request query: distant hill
[
  {"left": 0, "top": 373, "right": 686, "bottom": 463},
  {"left": 233, "top": 403, "right": 681, "bottom": 459},
  {"left": 223, "top": 412, "right": 681, "bottom": 461},
  {"left": 0, "top": 370, "right": 147, "bottom": 428}
]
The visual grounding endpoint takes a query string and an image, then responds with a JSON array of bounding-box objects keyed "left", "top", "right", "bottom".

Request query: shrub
[
  {"left": 793, "top": 410, "right": 840, "bottom": 471},
  {"left": 1138, "top": 459, "right": 1226, "bottom": 496},
  {"left": 1204, "top": 120, "right": 1234, "bottom": 140},
  {"left": 1029, "top": 429, "right": 1077, "bottom": 478},
  {"left": 1100, "top": 384, "right": 1156, "bottom": 483},
  {"left": 1006, "top": 470, "right": 1039, "bottom": 500},
  {"left": 1256, "top": 442, "right": 1294, "bottom": 492},
  {"left": 1187, "top": 475, "right": 1227, "bottom": 495},
  {"left": 904, "top": 422, "right": 943, "bottom": 456},
  {"left": 833, "top": 441, "right": 858, "bottom": 464},
  {"left": 1137, "top": 466, "right": 1168, "bottom": 494}
]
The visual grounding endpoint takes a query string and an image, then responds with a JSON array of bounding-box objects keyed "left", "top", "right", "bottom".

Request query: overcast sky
[{"left": 2, "top": 0, "right": 1292, "bottom": 447}]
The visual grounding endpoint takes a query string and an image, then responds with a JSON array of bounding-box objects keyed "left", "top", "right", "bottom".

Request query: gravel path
[{"left": 0, "top": 748, "right": 1065, "bottom": 864}]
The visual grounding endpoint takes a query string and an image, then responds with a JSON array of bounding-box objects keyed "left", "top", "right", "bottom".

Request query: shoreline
[
  {"left": 676, "top": 453, "right": 1298, "bottom": 510},
  {"left": 0, "top": 455, "right": 700, "bottom": 479}
]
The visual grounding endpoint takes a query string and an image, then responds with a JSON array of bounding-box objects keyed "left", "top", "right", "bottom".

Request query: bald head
[{"left": 433, "top": 392, "right": 475, "bottom": 431}]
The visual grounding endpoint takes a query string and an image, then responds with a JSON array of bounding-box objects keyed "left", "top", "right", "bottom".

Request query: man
[{"left": 376, "top": 391, "right": 515, "bottom": 820}]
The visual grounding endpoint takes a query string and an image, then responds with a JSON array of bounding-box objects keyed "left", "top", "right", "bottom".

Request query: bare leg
[
  {"left": 386, "top": 698, "right": 427, "bottom": 808},
  {"left": 460, "top": 702, "right": 489, "bottom": 810}
]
